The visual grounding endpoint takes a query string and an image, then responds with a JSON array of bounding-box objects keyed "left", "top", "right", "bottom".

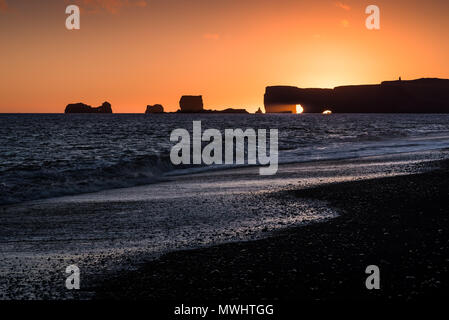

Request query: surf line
[{"left": 170, "top": 121, "right": 279, "bottom": 175}]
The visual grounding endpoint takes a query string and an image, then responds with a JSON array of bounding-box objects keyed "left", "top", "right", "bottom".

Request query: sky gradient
[{"left": 1, "top": 0, "right": 449, "bottom": 113}]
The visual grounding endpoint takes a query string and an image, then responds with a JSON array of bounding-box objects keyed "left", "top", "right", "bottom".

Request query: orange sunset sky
[{"left": 1, "top": 0, "right": 448, "bottom": 113}]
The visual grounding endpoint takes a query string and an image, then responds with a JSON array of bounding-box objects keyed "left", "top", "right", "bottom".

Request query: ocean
[{"left": 1, "top": 113, "right": 449, "bottom": 205}]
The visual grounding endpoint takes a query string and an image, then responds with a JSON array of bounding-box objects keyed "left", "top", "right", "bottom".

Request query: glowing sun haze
[{"left": 0, "top": 0, "right": 448, "bottom": 113}]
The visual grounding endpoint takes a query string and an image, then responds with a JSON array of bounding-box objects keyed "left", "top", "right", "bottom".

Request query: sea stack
[
  {"left": 65, "top": 101, "right": 113, "bottom": 114},
  {"left": 179, "top": 96, "right": 204, "bottom": 113},
  {"left": 146, "top": 104, "right": 164, "bottom": 114}
]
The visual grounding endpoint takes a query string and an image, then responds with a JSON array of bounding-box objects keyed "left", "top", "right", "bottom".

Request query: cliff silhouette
[
  {"left": 264, "top": 78, "right": 449, "bottom": 113},
  {"left": 65, "top": 102, "right": 112, "bottom": 114}
]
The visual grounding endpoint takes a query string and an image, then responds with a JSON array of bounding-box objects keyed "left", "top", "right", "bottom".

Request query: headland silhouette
[{"left": 264, "top": 78, "right": 449, "bottom": 113}]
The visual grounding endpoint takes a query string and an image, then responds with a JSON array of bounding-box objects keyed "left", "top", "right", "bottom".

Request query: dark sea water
[{"left": 1, "top": 113, "right": 449, "bottom": 205}]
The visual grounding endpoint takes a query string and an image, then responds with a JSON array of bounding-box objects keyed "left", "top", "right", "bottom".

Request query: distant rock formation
[
  {"left": 179, "top": 96, "right": 204, "bottom": 113},
  {"left": 203, "top": 108, "right": 249, "bottom": 114},
  {"left": 177, "top": 95, "right": 249, "bottom": 114},
  {"left": 65, "top": 101, "right": 112, "bottom": 114},
  {"left": 145, "top": 104, "right": 164, "bottom": 114},
  {"left": 220, "top": 108, "right": 248, "bottom": 114},
  {"left": 264, "top": 78, "right": 449, "bottom": 113},
  {"left": 255, "top": 107, "right": 263, "bottom": 114}
]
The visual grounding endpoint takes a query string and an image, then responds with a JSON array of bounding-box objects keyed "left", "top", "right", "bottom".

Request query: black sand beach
[
  {"left": 1, "top": 151, "right": 447, "bottom": 300},
  {"left": 95, "top": 159, "right": 449, "bottom": 301}
]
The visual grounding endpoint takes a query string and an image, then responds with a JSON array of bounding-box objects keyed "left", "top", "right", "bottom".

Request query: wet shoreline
[
  {"left": 1, "top": 150, "right": 448, "bottom": 299},
  {"left": 95, "top": 158, "right": 449, "bottom": 300}
]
